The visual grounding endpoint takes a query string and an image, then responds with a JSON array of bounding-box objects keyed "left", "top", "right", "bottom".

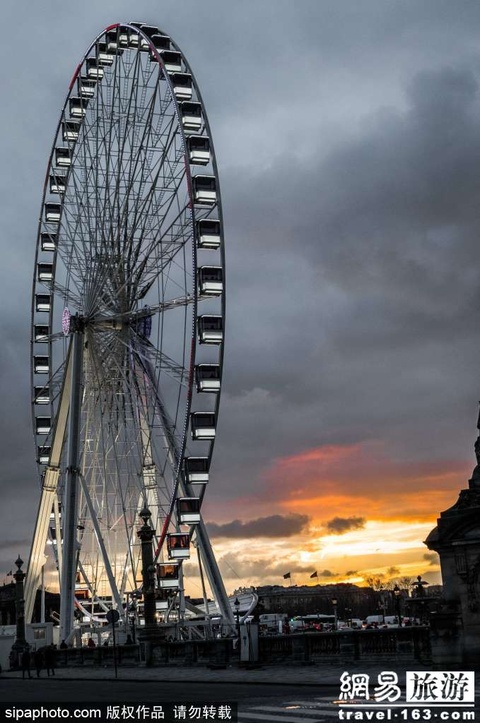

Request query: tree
[{"left": 365, "top": 575, "right": 385, "bottom": 591}]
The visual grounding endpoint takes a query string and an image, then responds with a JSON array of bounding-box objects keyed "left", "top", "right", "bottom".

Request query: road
[
  {"left": 2, "top": 677, "right": 477, "bottom": 722},
  {"left": 0, "top": 678, "right": 338, "bottom": 720}
]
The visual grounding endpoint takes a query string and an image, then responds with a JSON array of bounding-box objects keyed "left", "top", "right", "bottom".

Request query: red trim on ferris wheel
[
  {"left": 154, "top": 514, "right": 172, "bottom": 559},
  {"left": 105, "top": 23, "right": 119, "bottom": 31},
  {"left": 69, "top": 63, "right": 82, "bottom": 90}
]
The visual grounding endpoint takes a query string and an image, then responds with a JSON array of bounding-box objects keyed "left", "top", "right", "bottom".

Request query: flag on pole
[
  {"left": 283, "top": 572, "right": 291, "bottom": 579},
  {"left": 310, "top": 571, "right": 318, "bottom": 579}
]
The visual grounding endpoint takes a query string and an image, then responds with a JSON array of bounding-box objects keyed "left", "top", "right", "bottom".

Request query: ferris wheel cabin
[
  {"left": 35, "top": 294, "right": 52, "bottom": 313},
  {"left": 41, "top": 233, "right": 56, "bottom": 252},
  {"left": 177, "top": 497, "right": 201, "bottom": 524},
  {"left": 167, "top": 533, "right": 190, "bottom": 559},
  {"left": 180, "top": 102, "right": 203, "bottom": 132},
  {"left": 86, "top": 58, "right": 104, "bottom": 80},
  {"left": 198, "top": 266, "right": 223, "bottom": 296},
  {"left": 198, "top": 315, "right": 223, "bottom": 344},
  {"left": 37, "top": 263, "right": 54, "bottom": 283},
  {"left": 192, "top": 175, "right": 217, "bottom": 206},
  {"left": 37, "top": 446, "right": 51, "bottom": 465},
  {"left": 184, "top": 456, "right": 210, "bottom": 484},
  {"left": 34, "top": 386, "right": 50, "bottom": 405},
  {"left": 78, "top": 77, "right": 97, "bottom": 98},
  {"left": 35, "top": 417, "right": 51, "bottom": 435},
  {"left": 187, "top": 136, "right": 211, "bottom": 165},
  {"left": 96, "top": 43, "right": 116, "bottom": 66},
  {"left": 55, "top": 148, "right": 71, "bottom": 167},
  {"left": 34, "top": 325, "right": 49, "bottom": 343},
  {"left": 195, "top": 364, "right": 221, "bottom": 393},
  {"left": 62, "top": 121, "right": 81, "bottom": 141},
  {"left": 197, "top": 219, "right": 221, "bottom": 249},
  {"left": 170, "top": 73, "right": 193, "bottom": 100},
  {"left": 157, "top": 562, "right": 180, "bottom": 589},
  {"left": 190, "top": 412, "right": 216, "bottom": 440},
  {"left": 49, "top": 176, "right": 66, "bottom": 195},
  {"left": 45, "top": 203, "right": 61, "bottom": 223},
  {"left": 69, "top": 97, "right": 88, "bottom": 118},
  {"left": 34, "top": 356, "right": 49, "bottom": 374}
]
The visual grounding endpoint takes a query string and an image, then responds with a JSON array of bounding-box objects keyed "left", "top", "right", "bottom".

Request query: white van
[{"left": 259, "top": 613, "right": 286, "bottom": 634}]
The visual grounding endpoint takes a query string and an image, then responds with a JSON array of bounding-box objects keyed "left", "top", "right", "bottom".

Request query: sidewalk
[{"left": 3, "top": 661, "right": 430, "bottom": 686}]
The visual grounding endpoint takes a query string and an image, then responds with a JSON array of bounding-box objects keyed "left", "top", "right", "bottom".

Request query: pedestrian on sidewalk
[
  {"left": 33, "top": 648, "right": 43, "bottom": 678},
  {"left": 44, "top": 645, "right": 55, "bottom": 676},
  {"left": 21, "top": 647, "right": 32, "bottom": 679}
]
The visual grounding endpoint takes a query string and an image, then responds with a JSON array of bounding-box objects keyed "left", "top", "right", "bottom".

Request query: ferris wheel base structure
[{"left": 25, "top": 21, "right": 233, "bottom": 641}]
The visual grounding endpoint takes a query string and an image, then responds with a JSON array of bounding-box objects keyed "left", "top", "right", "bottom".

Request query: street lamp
[
  {"left": 378, "top": 591, "right": 386, "bottom": 624},
  {"left": 393, "top": 584, "right": 402, "bottom": 627},
  {"left": 344, "top": 607, "right": 352, "bottom": 628},
  {"left": 331, "top": 597, "right": 338, "bottom": 630},
  {"left": 234, "top": 597, "right": 241, "bottom": 654},
  {"left": 137, "top": 508, "right": 156, "bottom": 630}
]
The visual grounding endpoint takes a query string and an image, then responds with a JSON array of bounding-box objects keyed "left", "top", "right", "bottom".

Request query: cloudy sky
[{"left": 2, "top": 0, "right": 480, "bottom": 598}]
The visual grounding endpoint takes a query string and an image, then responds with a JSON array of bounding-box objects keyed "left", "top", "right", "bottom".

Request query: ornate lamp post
[
  {"left": 378, "top": 591, "right": 386, "bottom": 624},
  {"left": 11, "top": 556, "right": 28, "bottom": 665},
  {"left": 331, "top": 597, "right": 338, "bottom": 630},
  {"left": 393, "top": 584, "right": 402, "bottom": 626},
  {"left": 344, "top": 607, "right": 352, "bottom": 627},
  {"left": 137, "top": 508, "right": 156, "bottom": 629}
]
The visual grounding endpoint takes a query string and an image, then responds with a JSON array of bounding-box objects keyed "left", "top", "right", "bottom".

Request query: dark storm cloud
[
  {"left": 216, "top": 553, "right": 315, "bottom": 582},
  {"left": 325, "top": 516, "right": 366, "bottom": 535},
  {"left": 213, "top": 57, "right": 480, "bottom": 504},
  {"left": 387, "top": 566, "right": 401, "bottom": 577},
  {"left": 206, "top": 513, "right": 310, "bottom": 539},
  {"left": 423, "top": 552, "right": 439, "bottom": 566},
  {"left": 318, "top": 569, "right": 337, "bottom": 578},
  {"left": 0, "top": 540, "right": 31, "bottom": 553}
]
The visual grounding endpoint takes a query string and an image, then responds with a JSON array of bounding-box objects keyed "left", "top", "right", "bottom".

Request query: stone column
[
  {"left": 10, "top": 556, "right": 28, "bottom": 666},
  {"left": 137, "top": 508, "right": 157, "bottom": 664}
]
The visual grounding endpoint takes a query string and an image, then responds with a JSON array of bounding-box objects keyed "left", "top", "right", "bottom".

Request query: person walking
[
  {"left": 21, "top": 647, "right": 32, "bottom": 679},
  {"left": 44, "top": 645, "right": 55, "bottom": 676},
  {"left": 33, "top": 648, "right": 43, "bottom": 678}
]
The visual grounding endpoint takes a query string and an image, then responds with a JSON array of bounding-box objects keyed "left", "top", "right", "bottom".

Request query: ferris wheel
[{"left": 25, "top": 21, "right": 231, "bottom": 641}]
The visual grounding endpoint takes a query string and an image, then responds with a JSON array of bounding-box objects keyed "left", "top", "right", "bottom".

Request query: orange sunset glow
[{"left": 200, "top": 440, "right": 473, "bottom": 594}]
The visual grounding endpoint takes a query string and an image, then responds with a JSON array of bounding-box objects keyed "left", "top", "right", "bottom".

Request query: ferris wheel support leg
[
  {"left": 24, "top": 468, "right": 59, "bottom": 623},
  {"left": 195, "top": 518, "right": 234, "bottom": 626},
  {"left": 26, "top": 344, "right": 74, "bottom": 624},
  {"left": 59, "top": 328, "right": 84, "bottom": 643}
]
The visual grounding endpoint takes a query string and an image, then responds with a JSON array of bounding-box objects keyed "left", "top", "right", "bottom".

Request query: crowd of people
[{"left": 20, "top": 644, "right": 56, "bottom": 679}]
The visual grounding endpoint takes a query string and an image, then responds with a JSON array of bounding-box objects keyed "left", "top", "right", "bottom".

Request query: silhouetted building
[
  {"left": 426, "top": 410, "right": 480, "bottom": 664},
  {"left": 0, "top": 582, "right": 60, "bottom": 626},
  {"left": 255, "top": 583, "right": 378, "bottom": 619}
]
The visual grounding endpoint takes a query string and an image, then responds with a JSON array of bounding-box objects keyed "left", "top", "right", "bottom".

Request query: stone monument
[{"left": 425, "top": 406, "right": 480, "bottom": 664}]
